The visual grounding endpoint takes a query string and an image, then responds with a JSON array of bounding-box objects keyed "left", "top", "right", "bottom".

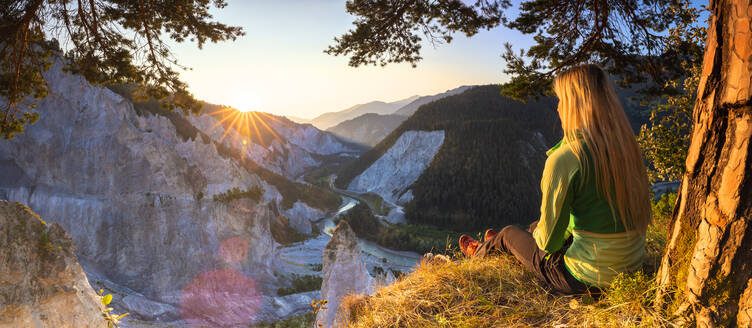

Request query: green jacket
[{"left": 532, "top": 139, "right": 645, "bottom": 288}]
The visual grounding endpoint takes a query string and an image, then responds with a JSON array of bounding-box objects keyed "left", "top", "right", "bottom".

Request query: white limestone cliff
[{"left": 348, "top": 130, "right": 445, "bottom": 204}]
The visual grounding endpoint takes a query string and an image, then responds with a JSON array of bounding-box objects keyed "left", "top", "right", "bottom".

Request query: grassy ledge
[
  {"left": 334, "top": 193, "right": 679, "bottom": 328},
  {"left": 339, "top": 255, "right": 676, "bottom": 328}
]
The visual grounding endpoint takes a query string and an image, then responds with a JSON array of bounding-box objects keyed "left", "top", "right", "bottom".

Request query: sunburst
[{"left": 207, "top": 107, "right": 289, "bottom": 150}]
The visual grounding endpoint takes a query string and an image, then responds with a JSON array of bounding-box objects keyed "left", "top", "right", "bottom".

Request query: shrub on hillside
[
  {"left": 270, "top": 215, "right": 317, "bottom": 245},
  {"left": 276, "top": 274, "right": 323, "bottom": 296},
  {"left": 336, "top": 203, "right": 381, "bottom": 239},
  {"left": 212, "top": 186, "right": 264, "bottom": 203},
  {"left": 606, "top": 271, "right": 656, "bottom": 313},
  {"left": 652, "top": 192, "right": 678, "bottom": 222},
  {"left": 645, "top": 192, "right": 676, "bottom": 272}
]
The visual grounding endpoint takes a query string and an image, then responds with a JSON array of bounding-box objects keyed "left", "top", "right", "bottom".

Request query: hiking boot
[
  {"left": 484, "top": 228, "right": 497, "bottom": 242},
  {"left": 459, "top": 234, "right": 481, "bottom": 257}
]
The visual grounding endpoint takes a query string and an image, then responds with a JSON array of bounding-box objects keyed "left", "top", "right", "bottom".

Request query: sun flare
[
  {"left": 207, "top": 107, "right": 291, "bottom": 149},
  {"left": 228, "top": 93, "right": 262, "bottom": 113}
]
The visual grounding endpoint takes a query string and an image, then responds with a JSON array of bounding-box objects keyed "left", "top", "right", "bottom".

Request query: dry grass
[
  {"left": 337, "top": 254, "right": 679, "bottom": 328},
  {"left": 332, "top": 194, "right": 680, "bottom": 328}
]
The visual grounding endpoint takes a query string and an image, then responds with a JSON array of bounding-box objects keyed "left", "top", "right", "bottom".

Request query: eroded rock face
[
  {"left": 282, "top": 201, "right": 324, "bottom": 235},
  {"left": 0, "top": 201, "right": 106, "bottom": 328},
  {"left": 348, "top": 130, "right": 445, "bottom": 204},
  {"left": 316, "top": 221, "right": 371, "bottom": 328},
  {"left": 0, "top": 63, "right": 310, "bottom": 325}
]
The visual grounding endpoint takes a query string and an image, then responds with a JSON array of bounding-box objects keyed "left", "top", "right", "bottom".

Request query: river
[{"left": 276, "top": 195, "right": 422, "bottom": 279}]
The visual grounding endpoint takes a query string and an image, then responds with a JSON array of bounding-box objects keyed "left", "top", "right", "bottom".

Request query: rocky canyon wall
[{"left": 0, "top": 63, "right": 334, "bottom": 325}]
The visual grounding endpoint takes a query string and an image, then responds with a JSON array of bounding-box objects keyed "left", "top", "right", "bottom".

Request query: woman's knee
[
  {"left": 528, "top": 220, "right": 539, "bottom": 233},
  {"left": 499, "top": 225, "right": 523, "bottom": 239}
]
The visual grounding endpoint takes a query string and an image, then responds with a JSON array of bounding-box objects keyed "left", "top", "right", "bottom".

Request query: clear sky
[{"left": 168, "top": 1, "right": 534, "bottom": 119}]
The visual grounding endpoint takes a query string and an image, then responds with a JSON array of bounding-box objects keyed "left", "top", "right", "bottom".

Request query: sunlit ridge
[{"left": 207, "top": 107, "right": 292, "bottom": 149}]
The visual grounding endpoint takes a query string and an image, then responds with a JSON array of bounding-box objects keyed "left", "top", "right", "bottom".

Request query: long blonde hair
[{"left": 553, "top": 64, "right": 651, "bottom": 234}]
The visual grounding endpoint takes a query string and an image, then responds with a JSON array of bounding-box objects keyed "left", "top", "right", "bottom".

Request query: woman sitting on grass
[{"left": 459, "top": 64, "right": 651, "bottom": 295}]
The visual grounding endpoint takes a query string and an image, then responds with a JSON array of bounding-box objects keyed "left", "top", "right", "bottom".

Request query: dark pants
[{"left": 474, "top": 221, "right": 599, "bottom": 296}]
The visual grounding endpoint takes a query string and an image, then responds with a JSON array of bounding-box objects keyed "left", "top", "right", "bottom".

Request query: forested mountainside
[
  {"left": 326, "top": 113, "right": 407, "bottom": 147},
  {"left": 336, "top": 85, "right": 651, "bottom": 231},
  {"left": 335, "top": 85, "right": 560, "bottom": 230},
  {"left": 613, "top": 82, "right": 651, "bottom": 132}
]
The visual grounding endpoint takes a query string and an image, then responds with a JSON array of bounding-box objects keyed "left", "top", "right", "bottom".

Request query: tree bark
[{"left": 654, "top": 0, "right": 752, "bottom": 326}]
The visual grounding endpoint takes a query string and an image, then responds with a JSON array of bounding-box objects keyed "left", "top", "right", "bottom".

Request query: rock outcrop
[
  {"left": 316, "top": 221, "right": 371, "bottom": 328},
  {"left": 0, "top": 201, "right": 107, "bottom": 328},
  {"left": 348, "top": 130, "right": 445, "bottom": 204}
]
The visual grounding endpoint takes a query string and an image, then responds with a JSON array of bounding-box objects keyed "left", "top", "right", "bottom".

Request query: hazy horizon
[{"left": 168, "top": 0, "right": 534, "bottom": 119}]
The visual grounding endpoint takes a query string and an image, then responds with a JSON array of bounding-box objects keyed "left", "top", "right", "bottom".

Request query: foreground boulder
[
  {"left": 0, "top": 201, "right": 106, "bottom": 328},
  {"left": 316, "top": 221, "right": 372, "bottom": 328}
]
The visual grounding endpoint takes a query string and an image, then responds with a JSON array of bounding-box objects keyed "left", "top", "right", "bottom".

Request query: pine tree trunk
[{"left": 654, "top": 0, "right": 752, "bottom": 326}]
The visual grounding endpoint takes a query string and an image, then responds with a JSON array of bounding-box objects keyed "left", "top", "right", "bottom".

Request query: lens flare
[
  {"left": 180, "top": 269, "right": 262, "bottom": 327},
  {"left": 218, "top": 237, "right": 249, "bottom": 264}
]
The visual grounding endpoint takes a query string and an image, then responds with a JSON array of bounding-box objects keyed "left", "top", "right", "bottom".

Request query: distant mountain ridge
[
  {"left": 326, "top": 113, "right": 407, "bottom": 147},
  {"left": 325, "top": 86, "right": 475, "bottom": 146},
  {"left": 293, "top": 87, "right": 472, "bottom": 133},
  {"left": 307, "top": 95, "right": 419, "bottom": 130},
  {"left": 393, "top": 86, "right": 472, "bottom": 116},
  {"left": 390, "top": 94, "right": 421, "bottom": 108},
  {"left": 286, "top": 115, "right": 312, "bottom": 124}
]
